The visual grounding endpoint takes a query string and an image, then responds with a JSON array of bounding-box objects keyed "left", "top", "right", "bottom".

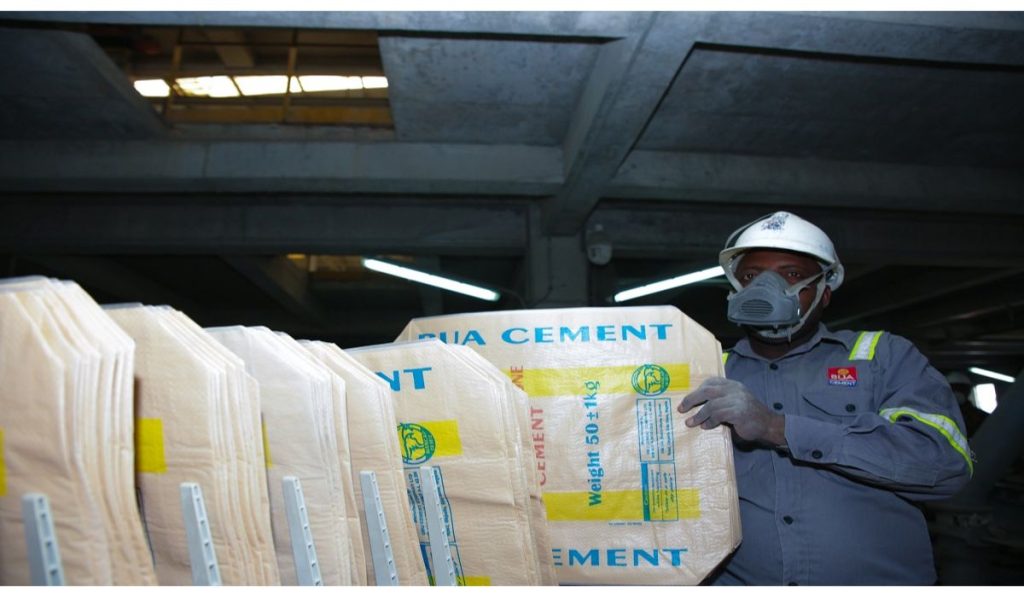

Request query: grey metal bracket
[
  {"left": 358, "top": 470, "right": 399, "bottom": 586},
  {"left": 419, "top": 466, "right": 457, "bottom": 586},
  {"left": 21, "top": 493, "right": 64, "bottom": 586},
  {"left": 180, "top": 482, "right": 222, "bottom": 586},
  {"left": 282, "top": 475, "right": 323, "bottom": 586}
]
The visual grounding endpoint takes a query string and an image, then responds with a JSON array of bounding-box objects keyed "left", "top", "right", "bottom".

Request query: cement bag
[
  {"left": 398, "top": 306, "right": 741, "bottom": 585},
  {"left": 158, "top": 310, "right": 279, "bottom": 585},
  {"left": 349, "top": 339, "right": 545, "bottom": 585},
  {"left": 208, "top": 327, "right": 357, "bottom": 585},
  {"left": 299, "top": 340, "right": 428, "bottom": 586},
  {"left": 107, "top": 306, "right": 278, "bottom": 585},
  {"left": 275, "top": 332, "right": 366, "bottom": 585},
  {"left": 444, "top": 344, "right": 558, "bottom": 585},
  {"left": 0, "top": 278, "right": 154, "bottom": 585}
]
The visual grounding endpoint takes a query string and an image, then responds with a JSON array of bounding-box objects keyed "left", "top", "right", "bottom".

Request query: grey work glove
[{"left": 677, "top": 376, "right": 787, "bottom": 448}]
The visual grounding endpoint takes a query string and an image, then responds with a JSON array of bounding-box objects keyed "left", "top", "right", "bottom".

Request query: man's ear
[{"left": 822, "top": 286, "right": 832, "bottom": 309}]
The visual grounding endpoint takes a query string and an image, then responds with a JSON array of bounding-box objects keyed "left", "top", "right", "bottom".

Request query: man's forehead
[{"left": 736, "top": 249, "right": 823, "bottom": 270}]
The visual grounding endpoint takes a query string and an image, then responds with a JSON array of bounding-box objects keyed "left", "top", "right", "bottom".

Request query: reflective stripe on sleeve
[
  {"left": 849, "top": 331, "right": 884, "bottom": 361},
  {"left": 722, "top": 352, "right": 730, "bottom": 366},
  {"left": 880, "top": 407, "right": 974, "bottom": 475}
]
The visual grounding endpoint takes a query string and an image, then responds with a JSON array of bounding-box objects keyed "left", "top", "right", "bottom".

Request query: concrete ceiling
[{"left": 1, "top": 11, "right": 1023, "bottom": 377}]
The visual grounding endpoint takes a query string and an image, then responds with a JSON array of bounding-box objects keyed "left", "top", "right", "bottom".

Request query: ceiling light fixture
[
  {"left": 613, "top": 266, "right": 725, "bottom": 303},
  {"left": 968, "top": 367, "right": 1016, "bottom": 384},
  {"left": 133, "top": 79, "right": 170, "bottom": 97},
  {"left": 362, "top": 258, "right": 500, "bottom": 302}
]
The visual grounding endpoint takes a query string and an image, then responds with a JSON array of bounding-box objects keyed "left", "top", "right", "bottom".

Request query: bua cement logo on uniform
[{"left": 827, "top": 366, "right": 858, "bottom": 387}]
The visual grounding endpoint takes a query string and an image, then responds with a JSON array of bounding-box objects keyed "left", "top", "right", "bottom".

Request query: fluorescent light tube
[
  {"left": 968, "top": 367, "right": 1016, "bottom": 383},
  {"left": 362, "top": 258, "right": 500, "bottom": 302},
  {"left": 613, "top": 266, "right": 724, "bottom": 303}
]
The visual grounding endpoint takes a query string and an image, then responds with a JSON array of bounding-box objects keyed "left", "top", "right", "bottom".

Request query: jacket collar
[{"left": 730, "top": 323, "right": 849, "bottom": 362}]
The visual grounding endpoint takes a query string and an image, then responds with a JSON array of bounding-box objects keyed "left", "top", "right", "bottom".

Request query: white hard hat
[{"left": 719, "top": 211, "right": 845, "bottom": 291}]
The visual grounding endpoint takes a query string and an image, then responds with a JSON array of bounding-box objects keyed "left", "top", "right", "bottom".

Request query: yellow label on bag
[
  {"left": 262, "top": 420, "right": 273, "bottom": 468},
  {"left": 397, "top": 419, "right": 463, "bottom": 465},
  {"left": 542, "top": 489, "right": 700, "bottom": 521},
  {"left": 136, "top": 418, "right": 168, "bottom": 474},
  {"left": 510, "top": 364, "right": 690, "bottom": 398},
  {"left": 0, "top": 427, "right": 7, "bottom": 497}
]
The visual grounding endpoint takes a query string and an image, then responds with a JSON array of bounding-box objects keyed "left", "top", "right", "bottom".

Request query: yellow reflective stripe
[
  {"left": 542, "top": 489, "right": 700, "bottom": 521},
  {"left": 849, "top": 331, "right": 884, "bottom": 361},
  {"left": 0, "top": 427, "right": 6, "bottom": 497},
  {"left": 721, "top": 352, "right": 730, "bottom": 366},
  {"left": 880, "top": 407, "right": 974, "bottom": 474},
  {"left": 461, "top": 576, "right": 491, "bottom": 586},
  {"left": 507, "top": 364, "right": 691, "bottom": 398},
  {"left": 136, "top": 418, "right": 168, "bottom": 474}
]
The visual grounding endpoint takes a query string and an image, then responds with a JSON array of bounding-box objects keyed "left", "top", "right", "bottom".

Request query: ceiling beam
[
  {"left": 608, "top": 150, "right": 1024, "bottom": 215},
  {"left": 0, "top": 197, "right": 529, "bottom": 256},
  {"left": 590, "top": 202, "right": 1024, "bottom": 266},
  {"left": 202, "top": 29, "right": 255, "bottom": 69},
  {"left": 0, "top": 141, "right": 563, "bottom": 195},
  {"left": 701, "top": 11, "right": 1024, "bottom": 66},
  {"left": 825, "top": 268, "right": 1024, "bottom": 328},
  {"left": 20, "top": 255, "right": 199, "bottom": 313},
  {"left": 3, "top": 12, "right": 651, "bottom": 38},
  {"left": 221, "top": 255, "right": 327, "bottom": 323},
  {"left": 543, "top": 12, "right": 705, "bottom": 235}
]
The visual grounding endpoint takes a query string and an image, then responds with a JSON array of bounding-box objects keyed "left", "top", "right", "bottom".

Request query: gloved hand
[{"left": 677, "top": 377, "right": 787, "bottom": 447}]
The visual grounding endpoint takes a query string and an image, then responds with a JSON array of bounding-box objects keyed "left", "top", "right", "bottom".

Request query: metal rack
[{"left": 20, "top": 467, "right": 455, "bottom": 587}]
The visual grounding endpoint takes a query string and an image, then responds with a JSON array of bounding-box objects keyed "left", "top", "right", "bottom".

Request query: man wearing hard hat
[{"left": 678, "top": 211, "right": 972, "bottom": 585}]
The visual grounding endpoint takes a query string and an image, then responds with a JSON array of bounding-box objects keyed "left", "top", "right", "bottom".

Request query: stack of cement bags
[
  {"left": 350, "top": 339, "right": 555, "bottom": 585},
  {"left": 299, "top": 340, "right": 427, "bottom": 585},
  {"left": 105, "top": 306, "right": 279, "bottom": 585},
  {"left": 398, "top": 306, "right": 742, "bottom": 585},
  {"left": 207, "top": 327, "right": 365, "bottom": 586},
  {"left": 0, "top": 277, "right": 156, "bottom": 585}
]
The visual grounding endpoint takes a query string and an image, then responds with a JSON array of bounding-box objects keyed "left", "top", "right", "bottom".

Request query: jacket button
[
  {"left": 845, "top": 404, "right": 856, "bottom": 412},
  {"left": 769, "top": 363, "right": 779, "bottom": 370},
  {"left": 783, "top": 515, "right": 794, "bottom": 525},
  {"left": 773, "top": 402, "right": 783, "bottom": 411},
  {"left": 811, "top": 449, "right": 823, "bottom": 459}
]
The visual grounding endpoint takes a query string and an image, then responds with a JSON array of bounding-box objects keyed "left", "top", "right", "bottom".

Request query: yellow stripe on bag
[
  {"left": 462, "top": 576, "right": 491, "bottom": 586},
  {"left": 262, "top": 420, "right": 273, "bottom": 468},
  {"left": 510, "top": 364, "right": 691, "bottom": 398},
  {"left": 136, "top": 418, "right": 168, "bottom": 474},
  {"left": 398, "top": 420, "right": 464, "bottom": 462},
  {"left": 420, "top": 420, "right": 463, "bottom": 458},
  {"left": 543, "top": 489, "right": 700, "bottom": 521},
  {"left": 0, "top": 427, "right": 7, "bottom": 497}
]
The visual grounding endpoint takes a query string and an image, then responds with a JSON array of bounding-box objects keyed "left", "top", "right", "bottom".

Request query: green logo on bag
[
  {"left": 398, "top": 423, "right": 436, "bottom": 464},
  {"left": 632, "top": 364, "right": 670, "bottom": 396}
]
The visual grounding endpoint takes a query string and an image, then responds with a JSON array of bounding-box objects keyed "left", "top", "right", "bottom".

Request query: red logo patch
[{"left": 828, "top": 366, "right": 858, "bottom": 387}]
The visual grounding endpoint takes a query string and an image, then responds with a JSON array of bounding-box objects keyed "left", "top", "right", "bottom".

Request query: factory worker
[{"left": 678, "top": 211, "right": 972, "bottom": 585}]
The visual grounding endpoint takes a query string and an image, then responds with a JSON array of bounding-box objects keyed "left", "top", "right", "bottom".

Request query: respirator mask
[{"left": 726, "top": 268, "right": 830, "bottom": 342}]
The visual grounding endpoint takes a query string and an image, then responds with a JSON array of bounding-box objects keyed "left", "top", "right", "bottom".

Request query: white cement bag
[
  {"left": 208, "top": 326, "right": 356, "bottom": 586},
  {"left": 398, "top": 306, "right": 741, "bottom": 585},
  {"left": 349, "top": 339, "right": 545, "bottom": 585},
  {"left": 107, "top": 306, "right": 278, "bottom": 585},
  {"left": 300, "top": 340, "right": 428, "bottom": 586},
  {"left": 0, "top": 278, "right": 156, "bottom": 585}
]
